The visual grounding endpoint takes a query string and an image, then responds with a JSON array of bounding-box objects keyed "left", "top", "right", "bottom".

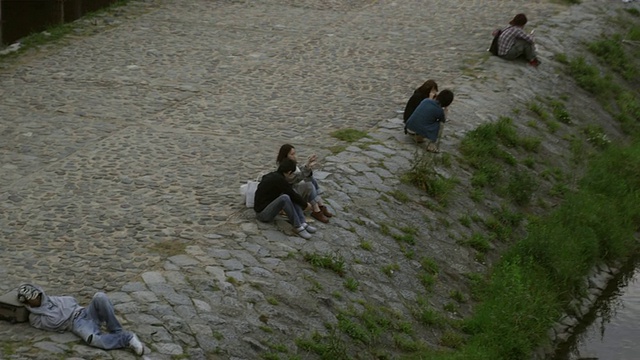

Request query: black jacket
[
  {"left": 253, "top": 171, "right": 307, "bottom": 213},
  {"left": 403, "top": 91, "right": 429, "bottom": 123}
]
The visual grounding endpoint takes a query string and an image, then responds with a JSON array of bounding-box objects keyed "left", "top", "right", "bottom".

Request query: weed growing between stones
[
  {"left": 344, "top": 277, "right": 359, "bottom": 292},
  {"left": 303, "top": 252, "right": 346, "bottom": 277},
  {"left": 404, "top": 152, "right": 457, "bottom": 204},
  {"left": 381, "top": 263, "right": 400, "bottom": 277},
  {"left": 330, "top": 128, "right": 369, "bottom": 142}
]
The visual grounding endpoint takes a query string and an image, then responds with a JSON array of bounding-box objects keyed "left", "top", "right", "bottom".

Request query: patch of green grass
[
  {"left": 393, "top": 233, "right": 416, "bottom": 245},
  {"left": 626, "top": 8, "right": 640, "bottom": 16},
  {"left": 470, "top": 188, "right": 484, "bottom": 202},
  {"left": 614, "top": 90, "right": 640, "bottom": 135},
  {"left": 414, "top": 297, "right": 445, "bottom": 327},
  {"left": 450, "top": 289, "right": 466, "bottom": 303},
  {"left": 443, "top": 302, "right": 458, "bottom": 314},
  {"left": 382, "top": 263, "right": 400, "bottom": 276},
  {"left": 483, "top": 205, "right": 524, "bottom": 242},
  {"left": 549, "top": 183, "right": 571, "bottom": 198},
  {"left": 404, "top": 154, "right": 458, "bottom": 204},
  {"left": 402, "top": 247, "right": 416, "bottom": 259},
  {"left": 465, "top": 233, "right": 491, "bottom": 253},
  {"left": 582, "top": 124, "right": 611, "bottom": 149},
  {"left": 519, "top": 137, "right": 542, "bottom": 152},
  {"left": 360, "top": 240, "right": 372, "bottom": 251},
  {"left": 344, "top": 278, "right": 359, "bottom": 292},
  {"left": 588, "top": 34, "right": 637, "bottom": 80},
  {"left": 305, "top": 276, "right": 324, "bottom": 293},
  {"left": 567, "top": 56, "right": 617, "bottom": 97},
  {"left": 554, "top": 52, "right": 569, "bottom": 64},
  {"left": 147, "top": 240, "right": 187, "bottom": 257},
  {"left": 523, "top": 156, "right": 536, "bottom": 168},
  {"left": 260, "top": 325, "right": 274, "bottom": 333},
  {"left": 296, "top": 329, "right": 348, "bottom": 359},
  {"left": 527, "top": 102, "right": 550, "bottom": 122},
  {"left": 420, "top": 273, "right": 436, "bottom": 290},
  {"left": 549, "top": 100, "right": 572, "bottom": 124},
  {"left": 439, "top": 330, "right": 465, "bottom": 349},
  {"left": 330, "top": 129, "right": 369, "bottom": 142},
  {"left": 504, "top": 169, "right": 538, "bottom": 206},
  {"left": 459, "top": 215, "right": 472, "bottom": 227},
  {"left": 329, "top": 145, "right": 347, "bottom": 154},
  {"left": 388, "top": 189, "right": 410, "bottom": 203},
  {"left": 393, "top": 333, "right": 424, "bottom": 352},
  {"left": 380, "top": 223, "right": 391, "bottom": 236},
  {"left": 303, "top": 252, "right": 346, "bottom": 277},
  {"left": 266, "top": 297, "right": 279, "bottom": 305},
  {"left": 421, "top": 257, "right": 440, "bottom": 274}
]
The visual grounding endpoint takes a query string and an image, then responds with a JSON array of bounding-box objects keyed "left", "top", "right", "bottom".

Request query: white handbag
[{"left": 240, "top": 173, "right": 263, "bottom": 208}]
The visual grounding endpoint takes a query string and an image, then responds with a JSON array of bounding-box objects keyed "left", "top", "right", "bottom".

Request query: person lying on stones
[
  {"left": 404, "top": 89, "right": 454, "bottom": 153},
  {"left": 276, "top": 144, "right": 333, "bottom": 224},
  {"left": 495, "top": 13, "right": 540, "bottom": 67},
  {"left": 254, "top": 157, "right": 318, "bottom": 239},
  {"left": 17, "top": 284, "right": 145, "bottom": 356},
  {"left": 403, "top": 79, "right": 439, "bottom": 135}
]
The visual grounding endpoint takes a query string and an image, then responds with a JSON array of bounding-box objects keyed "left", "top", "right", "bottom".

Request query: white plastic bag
[
  {"left": 240, "top": 173, "right": 263, "bottom": 208},
  {"left": 243, "top": 180, "right": 259, "bottom": 208}
]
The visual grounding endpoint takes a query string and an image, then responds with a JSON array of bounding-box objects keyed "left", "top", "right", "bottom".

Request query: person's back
[
  {"left": 254, "top": 171, "right": 290, "bottom": 213},
  {"left": 405, "top": 99, "right": 444, "bottom": 141}
]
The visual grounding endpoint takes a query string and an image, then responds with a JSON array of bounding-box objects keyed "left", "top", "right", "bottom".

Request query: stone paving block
[
  {"left": 130, "top": 290, "right": 160, "bottom": 303},
  {"left": 142, "top": 272, "right": 166, "bottom": 285}
]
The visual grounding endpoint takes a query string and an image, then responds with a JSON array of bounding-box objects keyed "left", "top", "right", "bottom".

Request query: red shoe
[
  {"left": 311, "top": 211, "right": 329, "bottom": 223},
  {"left": 528, "top": 58, "right": 541, "bottom": 68},
  {"left": 319, "top": 205, "right": 333, "bottom": 218}
]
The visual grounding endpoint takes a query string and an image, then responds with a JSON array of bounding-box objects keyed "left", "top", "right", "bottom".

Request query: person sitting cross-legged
[
  {"left": 18, "top": 284, "right": 145, "bottom": 356},
  {"left": 254, "top": 158, "right": 317, "bottom": 239}
]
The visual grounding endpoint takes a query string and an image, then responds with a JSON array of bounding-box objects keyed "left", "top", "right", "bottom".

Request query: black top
[
  {"left": 403, "top": 90, "right": 430, "bottom": 123},
  {"left": 253, "top": 171, "right": 307, "bottom": 213}
]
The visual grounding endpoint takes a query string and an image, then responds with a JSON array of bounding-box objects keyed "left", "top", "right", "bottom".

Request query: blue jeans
[
  {"left": 71, "top": 293, "right": 133, "bottom": 350},
  {"left": 294, "top": 181, "right": 319, "bottom": 205},
  {"left": 256, "top": 194, "right": 305, "bottom": 228}
]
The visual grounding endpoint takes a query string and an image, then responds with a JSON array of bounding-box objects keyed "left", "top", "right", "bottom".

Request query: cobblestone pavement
[{"left": 0, "top": 0, "right": 631, "bottom": 359}]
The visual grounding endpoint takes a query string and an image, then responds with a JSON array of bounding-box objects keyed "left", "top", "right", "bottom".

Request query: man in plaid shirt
[{"left": 497, "top": 13, "right": 540, "bottom": 67}]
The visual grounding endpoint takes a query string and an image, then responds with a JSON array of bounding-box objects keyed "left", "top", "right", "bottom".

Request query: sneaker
[
  {"left": 311, "top": 210, "right": 329, "bottom": 223},
  {"left": 128, "top": 333, "right": 145, "bottom": 356},
  {"left": 304, "top": 223, "right": 317, "bottom": 233},
  {"left": 528, "top": 58, "right": 541, "bottom": 68},
  {"left": 294, "top": 228, "right": 312, "bottom": 239}
]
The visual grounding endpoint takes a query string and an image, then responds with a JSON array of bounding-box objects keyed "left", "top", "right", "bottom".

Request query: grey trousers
[{"left": 503, "top": 39, "right": 536, "bottom": 61}]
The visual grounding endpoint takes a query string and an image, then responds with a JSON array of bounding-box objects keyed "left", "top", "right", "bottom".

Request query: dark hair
[
  {"left": 436, "top": 89, "right": 454, "bottom": 108},
  {"left": 277, "top": 144, "right": 294, "bottom": 164},
  {"left": 509, "top": 13, "right": 527, "bottom": 27},
  {"left": 415, "top": 79, "right": 438, "bottom": 97},
  {"left": 277, "top": 158, "right": 297, "bottom": 174}
]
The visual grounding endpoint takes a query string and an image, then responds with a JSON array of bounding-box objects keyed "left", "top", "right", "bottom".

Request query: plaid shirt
[{"left": 497, "top": 26, "right": 534, "bottom": 56}]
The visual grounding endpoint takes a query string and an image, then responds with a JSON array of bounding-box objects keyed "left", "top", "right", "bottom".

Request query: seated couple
[
  {"left": 403, "top": 79, "right": 454, "bottom": 153},
  {"left": 276, "top": 144, "right": 332, "bottom": 223},
  {"left": 253, "top": 158, "right": 321, "bottom": 239}
]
